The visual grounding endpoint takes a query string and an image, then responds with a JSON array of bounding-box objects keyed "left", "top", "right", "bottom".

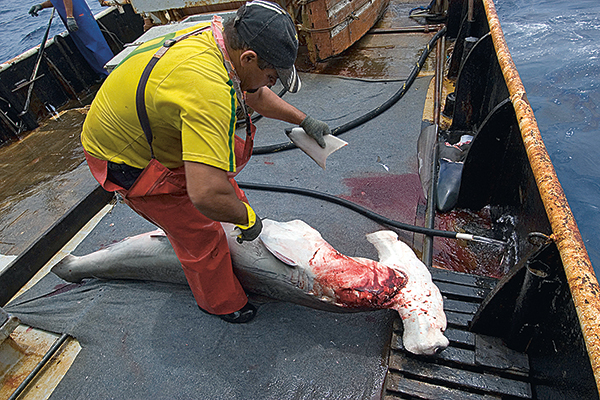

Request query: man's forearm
[
  {"left": 245, "top": 87, "right": 306, "bottom": 125},
  {"left": 184, "top": 161, "right": 249, "bottom": 225},
  {"left": 62, "top": 0, "right": 74, "bottom": 18}
]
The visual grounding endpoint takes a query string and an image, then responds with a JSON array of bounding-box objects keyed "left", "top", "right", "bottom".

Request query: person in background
[
  {"left": 80, "top": 1, "right": 331, "bottom": 323},
  {"left": 28, "top": 0, "right": 114, "bottom": 77}
]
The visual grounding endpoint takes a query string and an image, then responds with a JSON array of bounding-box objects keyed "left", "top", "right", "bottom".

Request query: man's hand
[
  {"left": 66, "top": 17, "right": 79, "bottom": 32},
  {"left": 235, "top": 203, "right": 262, "bottom": 243},
  {"left": 29, "top": 4, "right": 44, "bottom": 16},
  {"left": 300, "top": 115, "right": 330, "bottom": 148}
]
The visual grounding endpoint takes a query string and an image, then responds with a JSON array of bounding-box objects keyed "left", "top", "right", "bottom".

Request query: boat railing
[{"left": 482, "top": 0, "right": 600, "bottom": 392}]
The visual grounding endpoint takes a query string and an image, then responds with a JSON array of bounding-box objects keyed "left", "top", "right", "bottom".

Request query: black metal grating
[{"left": 383, "top": 269, "right": 533, "bottom": 400}]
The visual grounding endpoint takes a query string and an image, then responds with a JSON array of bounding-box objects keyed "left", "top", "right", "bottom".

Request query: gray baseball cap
[{"left": 234, "top": 0, "right": 301, "bottom": 92}]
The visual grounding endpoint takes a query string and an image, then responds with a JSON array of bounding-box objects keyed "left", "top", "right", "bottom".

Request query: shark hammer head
[{"left": 366, "top": 230, "right": 449, "bottom": 356}]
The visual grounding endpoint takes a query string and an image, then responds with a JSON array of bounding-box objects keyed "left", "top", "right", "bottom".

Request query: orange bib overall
[
  {"left": 85, "top": 125, "right": 254, "bottom": 314},
  {"left": 84, "top": 23, "right": 255, "bottom": 314}
]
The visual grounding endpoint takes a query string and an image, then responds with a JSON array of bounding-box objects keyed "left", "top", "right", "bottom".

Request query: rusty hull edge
[{"left": 482, "top": 0, "right": 600, "bottom": 393}]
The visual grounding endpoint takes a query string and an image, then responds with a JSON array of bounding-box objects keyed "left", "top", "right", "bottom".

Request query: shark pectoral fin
[
  {"left": 259, "top": 230, "right": 300, "bottom": 267},
  {"left": 260, "top": 219, "right": 324, "bottom": 268},
  {"left": 266, "top": 249, "right": 298, "bottom": 268}
]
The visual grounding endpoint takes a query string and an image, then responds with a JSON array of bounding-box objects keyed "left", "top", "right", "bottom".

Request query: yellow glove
[{"left": 235, "top": 202, "right": 262, "bottom": 243}]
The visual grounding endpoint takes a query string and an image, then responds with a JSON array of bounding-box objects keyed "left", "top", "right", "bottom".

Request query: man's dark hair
[{"left": 223, "top": 17, "right": 274, "bottom": 71}]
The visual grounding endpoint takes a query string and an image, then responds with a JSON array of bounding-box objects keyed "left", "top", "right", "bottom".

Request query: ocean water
[
  {"left": 496, "top": 0, "right": 600, "bottom": 276},
  {"left": 0, "top": 0, "right": 598, "bottom": 276},
  {"left": 0, "top": 0, "right": 105, "bottom": 63}
]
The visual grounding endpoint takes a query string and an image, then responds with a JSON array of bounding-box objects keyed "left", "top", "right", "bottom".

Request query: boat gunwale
[{"left": 482, "top": 0, "right": 600, "bottom": 392}]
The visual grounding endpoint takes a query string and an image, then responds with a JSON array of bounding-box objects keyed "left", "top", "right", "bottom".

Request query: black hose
[
  {"left": 238, "top": 181, "right": 454, "bottom": 237},
  {"left": 238, "top": 181, "right": 506, "bottom": 246},
  {"left": 252, "top": 26, "right": 447, "bottom": 155}
]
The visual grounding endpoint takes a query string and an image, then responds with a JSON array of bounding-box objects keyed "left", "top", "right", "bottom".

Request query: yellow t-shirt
[{"left": 81, "top": 23, "right": 239, "bottom": 171}]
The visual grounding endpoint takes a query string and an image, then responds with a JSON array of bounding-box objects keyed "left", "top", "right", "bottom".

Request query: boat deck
[
  {"left": 1, "top": 1, "right": 537, "bottom": 398},
  {"left": 3, "top": 74, "right": 533, "bottom": 400},
  {"left": 4, "top": 63, "right": 433, "bottom": 398}
]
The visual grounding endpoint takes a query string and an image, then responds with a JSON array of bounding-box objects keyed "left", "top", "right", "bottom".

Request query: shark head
[
  {"left": 395, "top": 289, "right": 449, "bottom": 355},
  {"left": 366, "top": 230, "right": 449, "bottom": 356}
]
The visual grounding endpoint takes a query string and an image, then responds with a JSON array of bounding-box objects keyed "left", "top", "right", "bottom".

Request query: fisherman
[
  {"left": 28, "top": 0, "right": 114, "bottom": 77},
  {"left": 80, "top": 0, "right": 330, "bottom": 323}
]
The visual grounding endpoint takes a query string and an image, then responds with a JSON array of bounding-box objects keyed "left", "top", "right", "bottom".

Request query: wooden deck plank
[
  {"left": 391, "top": 333, "right": 530, "bottom": 374},
  {"left": 436, "top": 281, "right": 490, "bottom": 301},
  {"left": 445, "top": 327, "right": 476, "bottom": 347},
  {"left": 445, "top": 310, "right": 473, "bottom": 328},
  {"left": 475, "top": 334, "right": 530, "bottom": 374},
  {"left": 431, "top": 268, "right": 498, "bottom": 290},
  {"left": 443, "top": 297, "right": 480, "bottom": 314},
  {"left": 391, "top": 333, "right": 476, "bottom": 366},
  {"left": 388, "top": 354, "right": 532, "bottom": 398},
  {"left": 386, "top": 373, "right": 502, "bottom": 400}
]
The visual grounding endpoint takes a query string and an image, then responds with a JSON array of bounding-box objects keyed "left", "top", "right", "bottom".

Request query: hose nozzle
[{"left": 456, "top": 233, "right": 507, "bottom": 247}]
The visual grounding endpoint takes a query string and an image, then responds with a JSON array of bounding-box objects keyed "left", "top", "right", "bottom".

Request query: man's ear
[{"left": 239, "top": 50, "right": 258, "bottom": 67}]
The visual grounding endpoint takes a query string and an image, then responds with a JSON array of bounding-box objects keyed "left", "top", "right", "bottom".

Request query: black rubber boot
[{"left": 199, "top": 302, "right": 257, "bottom": 324}]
